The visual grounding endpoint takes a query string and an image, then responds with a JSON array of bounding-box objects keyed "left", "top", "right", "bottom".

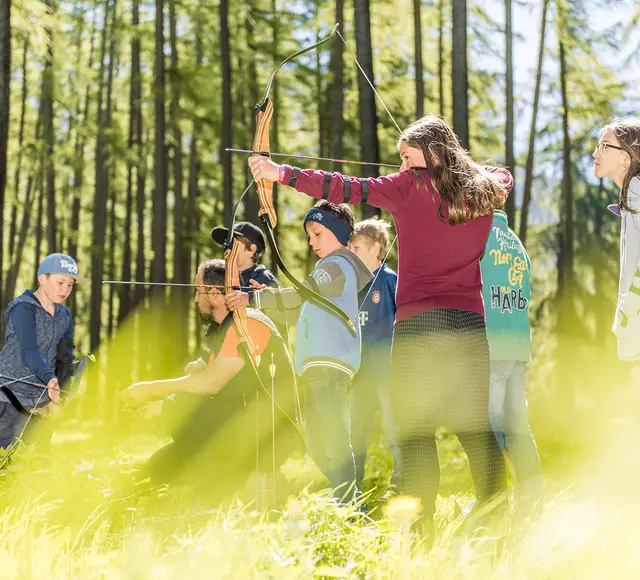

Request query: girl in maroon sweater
[{"left": 249, "top": 115, "right": 512, "bottom": 533}]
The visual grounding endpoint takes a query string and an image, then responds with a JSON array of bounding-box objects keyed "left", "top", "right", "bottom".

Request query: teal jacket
[{"left": 480, "top": 210, "right": 531, "bottom": 361}]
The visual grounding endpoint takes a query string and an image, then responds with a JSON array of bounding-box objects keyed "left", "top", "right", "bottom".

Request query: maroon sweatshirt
[{"left": 279, "top": 165, "right": 513, "bottom": 322}]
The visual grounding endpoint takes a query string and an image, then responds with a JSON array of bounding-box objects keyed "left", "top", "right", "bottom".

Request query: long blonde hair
[
  {"left": 398, "top": 115, "right": 508, "bottom": 225},
  {"left": 601, "top": 120, "right": 640, "bottom": 213}
]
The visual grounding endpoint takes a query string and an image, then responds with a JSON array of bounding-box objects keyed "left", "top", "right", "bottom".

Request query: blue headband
[{"left": 303, "top": 208, "right": 352, "bottom": 246}]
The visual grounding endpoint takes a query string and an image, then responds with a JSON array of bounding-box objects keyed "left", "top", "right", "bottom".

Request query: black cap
[{"left": 211, "top": 221, "right": 266, "bottom": 253}]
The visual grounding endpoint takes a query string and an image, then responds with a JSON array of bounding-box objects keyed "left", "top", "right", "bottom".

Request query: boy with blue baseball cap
[{"left": 0, "top": 253, "right": 82, "bottom": 447}]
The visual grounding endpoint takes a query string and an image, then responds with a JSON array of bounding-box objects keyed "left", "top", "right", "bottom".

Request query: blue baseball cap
[{"left": 37, "top": 253, "right": 87, "bottom": 282}]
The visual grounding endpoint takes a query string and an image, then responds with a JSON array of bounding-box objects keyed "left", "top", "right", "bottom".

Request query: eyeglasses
[{"left": 594, "top": 142, "right": 624, "bottom": 155}]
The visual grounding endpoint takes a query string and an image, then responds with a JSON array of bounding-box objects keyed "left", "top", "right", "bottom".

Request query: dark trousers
[
  {"left": 303, "top": 367, "right": 357, "bottom": 500},
  {"left": 147, "top": 390, "right": 301, "bottom": 501},
  {"left": 391, "top": 309, "right": 507, "bottom": 524},
  {"left": 147, "top": 392, "right": 255, "bottom": 494}
]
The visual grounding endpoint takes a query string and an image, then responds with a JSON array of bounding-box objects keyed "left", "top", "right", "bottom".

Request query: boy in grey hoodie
[
  {"left": 226, "top": 200, "right": 372, "bottom": 500},
  {"left": 0, "top": 254, "right": 81, "bottom": 447}
]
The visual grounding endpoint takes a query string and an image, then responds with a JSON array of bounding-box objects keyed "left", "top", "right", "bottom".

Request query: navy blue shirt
[
  {"left": 240, "top": 264, "right": 279, "bottom": 289},
  {"left": 357, "top": 265, "right": 397, "bottom": 379}
]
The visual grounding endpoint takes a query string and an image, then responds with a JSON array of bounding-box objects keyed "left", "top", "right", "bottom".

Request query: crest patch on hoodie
[{"left": 312, "top": 268, "right": 331, "bottom": 285}]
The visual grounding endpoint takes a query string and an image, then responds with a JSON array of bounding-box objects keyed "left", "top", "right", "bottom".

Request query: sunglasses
[{"left": 594, "top": 142, "right": 624, "bottom": 155}]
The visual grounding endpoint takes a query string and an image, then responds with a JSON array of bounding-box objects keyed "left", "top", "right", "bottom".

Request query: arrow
[
  {"left": 225, "top": 148, "right": 399, "bottom": 169},
  {"left": 102, "top": 280, "right": 253, "bottom": 291}
]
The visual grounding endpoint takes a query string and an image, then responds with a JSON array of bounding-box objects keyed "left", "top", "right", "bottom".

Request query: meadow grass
[
  {"left": 2, "top": 306, "right": 640, "bottom": 579},
  {"left": 2, "top": 406, "right": 640, "bottom": 580}
]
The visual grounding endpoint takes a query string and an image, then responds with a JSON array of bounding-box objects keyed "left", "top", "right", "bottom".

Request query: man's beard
[{"left": 195, "top": 302, "right": 215, "bottom": 325}]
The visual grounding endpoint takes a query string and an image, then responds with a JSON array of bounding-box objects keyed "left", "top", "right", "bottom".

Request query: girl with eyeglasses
[{"left": 593, "top": 119, "right": 640, "bottom": 360}]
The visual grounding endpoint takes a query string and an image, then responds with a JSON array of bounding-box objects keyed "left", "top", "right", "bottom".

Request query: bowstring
[
  {"left": 335, "top": 28, "right": 402, "bottom": 135},
  {"left": 358, "top": 234, "right": 398, "bottom": 314},
  {"left": 333, "top": 27, "right": 401, "bottom": 285}
]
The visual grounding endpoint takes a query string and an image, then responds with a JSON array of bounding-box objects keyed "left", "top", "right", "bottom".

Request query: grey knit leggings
[{"left": 391, "top": 308, "right": 507, "bottom": 524}]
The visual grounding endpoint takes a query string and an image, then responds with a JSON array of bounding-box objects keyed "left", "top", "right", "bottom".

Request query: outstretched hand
[
  {"left": 184, "top": 359, "right": 206, "bottom": 375},
  {"left": 248, "top": 156, "right": 280, "bottom": 183},
  {"left": 120, "top": 382, "right": 154, "bottom": 409}
]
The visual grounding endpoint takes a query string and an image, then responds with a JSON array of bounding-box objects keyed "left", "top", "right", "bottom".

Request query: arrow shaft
[
  {"left": 225, "top": 148, "right": 398, "bottom": 169},
  {"left": 102, "top": 280, "right": 253, "bottom": 291}
]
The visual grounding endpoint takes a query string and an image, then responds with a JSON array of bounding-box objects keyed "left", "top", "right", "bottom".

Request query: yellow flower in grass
[{"left": 383, "top": 495, "right": 423, "bottom": 525}]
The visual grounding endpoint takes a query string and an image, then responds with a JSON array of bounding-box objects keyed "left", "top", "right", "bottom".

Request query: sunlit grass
[
  {"left": 2, "top": 302, "right": 640, "bottom": 578},
  {"left": 2, "top": 409, "right": 640, "bottom": 579}
]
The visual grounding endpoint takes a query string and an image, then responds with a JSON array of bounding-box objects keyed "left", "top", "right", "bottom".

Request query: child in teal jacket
[{"left": 481, "top": 210, "right": 543, "bottom": 503}]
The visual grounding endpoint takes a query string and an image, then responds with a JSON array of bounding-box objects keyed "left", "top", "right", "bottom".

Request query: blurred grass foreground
[{"left": 2, "top": 305, "right": 640, "bottom": 580}]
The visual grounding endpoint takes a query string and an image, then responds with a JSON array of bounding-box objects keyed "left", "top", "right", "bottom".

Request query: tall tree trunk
[
  {"left": 0, "top": 0, "right": 10, "bottom": 337},
  {"left": 59, "top": 6, "right": 85, "bottom": 253},
  {"left": 6, "top": 171, "right": 36, "bottom": 301},
  {"left": 315, "top": 9, "right": 327, "bottom": 159},
  {"left": 68, "top": 17, "right": 96, "bottom": 312},
  {"left": 451, "top": 0, "right": 469, "bottom": 150},
  {"left": 169, "top": 0, "right": 185, "bottom": 283},
  {"left": 330, "top": 0, "right": 345, "bottom": 173},
  {"left": 504, "top": 0, "right": 515, "bottom": 225},
  {"left": 90, "top": 0, "right": 113, "bottom": 351},
  {"left": 269, "top": 0, "right": 281, "bottom": 274},
  {"left": 557, "top": 3, "right": 573, "bottom": 294},
  {"left": 414, "top": 0, "right": 424, "bottom": 118},
  {"left": 169, "top": 0, "right": 188, "bottom": 360},
  {"left": 519, "top": 0, "right": 548, "bottom": 245},
  {"left": 354, "top": 0, "right": 381, "bottom": 219},
  {"left": 134, "top": 129, "right": 148, "bottom": 307},
  {"left": 5, "top": 111, "right": 42, "bottom": 306},
  {"left": 34, "top": 173, "right": 44, "bottom": 287},
  {"left": 186, "top": 19, "right": 202, "bottom": 281},
  {"left": 152, "top": 0, "right": 167, "bottom": 283},
  {"left": 438, "top": 0, "right": 445, "bottom": 117},
  {"left": 120, "top": 0, "right": 141, "bottom": 321},
  {"left": 243, "top": 5, "right": 259, "bottom": 221},
  {"left": 42, "top": 0, "right": 57, "bottom": 253},
  {"left": 107, "top": 172, "right": 117, "bottom": 337},
  {"left": 104, "top": 0, "right": 117, "bottom": 324},
  {"left": 8, "top": 37, "right": 27, "bottom": 264},
  {"left": 220, "top": 0, "right": 233, "bottom": 225}
]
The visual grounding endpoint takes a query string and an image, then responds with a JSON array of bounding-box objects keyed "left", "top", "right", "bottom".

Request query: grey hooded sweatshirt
[
  {"left": 613, "top": 176, "right": 640, "bottom": 360},
  {"left": 254, "top": 248, "right": 373, "bottom": 378},
  {"left": 0, "top": 290, "right": 74, "bottom": 407}
]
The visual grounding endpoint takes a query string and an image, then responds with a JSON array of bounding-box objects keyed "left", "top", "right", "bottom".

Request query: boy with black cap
[
  {"left": 184, "top": 222, "right": 282, "bottom": 374},
  {"left": 226, "top": 200, "right": 373, "bottom": 501},
  {"left": 211, "top": 221, "right": 279, "bottom": 295},
  {"left": 0, "top": 253, "right": 82, "bottom": 447}
]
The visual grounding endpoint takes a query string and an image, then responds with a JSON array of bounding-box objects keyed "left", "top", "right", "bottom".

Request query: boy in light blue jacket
[
  {"left": 246, "top": 200, "right": 372, "bottom": 499},
  {"left": 481, "top": 210, "right": 543, "bottom": 503}
]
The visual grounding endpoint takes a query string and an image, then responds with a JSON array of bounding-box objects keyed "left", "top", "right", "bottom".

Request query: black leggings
[{"left": 391, "top": 308, "right": 506, "bottom": 523}]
